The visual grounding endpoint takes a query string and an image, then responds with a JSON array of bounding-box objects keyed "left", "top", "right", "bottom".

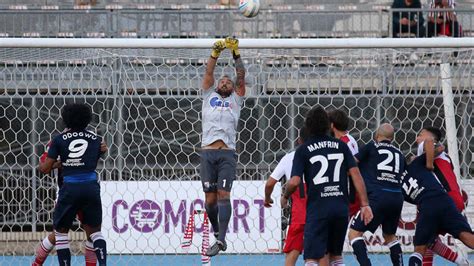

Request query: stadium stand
[{"left": 0, "top": 0, "right": 472, "bottom": 38}]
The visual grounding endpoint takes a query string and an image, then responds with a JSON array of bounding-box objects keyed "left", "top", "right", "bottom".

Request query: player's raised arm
[
  {"left": 424, "top": 137, "right": 436, "bottom": 171},
  {"left": 202, "top": 39, "right": 226, "bottom": 91},
  {"left": 225, "top": 37, "right": 246, "bottom": 97},
  {"left": 348, "top": 167, "right": 373, "bottom": 225}
]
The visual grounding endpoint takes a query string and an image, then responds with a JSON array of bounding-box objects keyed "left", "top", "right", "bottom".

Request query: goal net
[{"left": 0, "top": 39, "right": 473, "bottom": 265}]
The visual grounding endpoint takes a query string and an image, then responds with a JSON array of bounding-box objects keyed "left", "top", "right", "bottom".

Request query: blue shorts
[
  {"left": 304, "top": 215, "right": 348, "bottom": 260},
  {"left": 200, "top": 149, "right": 236, "bottom": 192},
  {"left": 351, "top": 191, "right": 403, "bottom": 235},
  {"left": 53, "top": 181, "right": 102, "bottom": 230},
  {"left": 414, "top": 195, "right": 472, "bottom": 246}
]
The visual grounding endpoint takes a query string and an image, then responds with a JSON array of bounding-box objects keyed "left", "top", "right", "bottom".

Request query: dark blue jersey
[
  {"left": 402, "top": 154, "right": 447, "bottom": 205},
  {"left": 355, "top": 140, "right": 405, "bottom": 194},
  {"left": 47, "top": 130, "right": 102, "bottom": 183},
  {"left": 291, "top": 135, "right": 357, "bottom": 219}
]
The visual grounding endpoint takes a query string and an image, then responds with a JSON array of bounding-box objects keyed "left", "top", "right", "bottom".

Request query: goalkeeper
[{"left": 201, "top": 37, "right": 246, "bottom": 256}]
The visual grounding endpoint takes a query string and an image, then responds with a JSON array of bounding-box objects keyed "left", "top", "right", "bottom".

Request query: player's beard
[{"left": 216, "top": 85, "right": 232, "bottom": 98}]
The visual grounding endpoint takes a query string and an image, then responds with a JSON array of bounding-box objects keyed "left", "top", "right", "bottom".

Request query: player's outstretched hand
[
  {"left": 264, "top": 198, "right": 274, "bottom": 208},
  {"left": 225, "top": 37, "right": 240, "bottom": 59},
  {"left": 211, "top": 39, "right": 226, "bottom": 58},
  {"left": 360, "top": 206, "right": 373, "bottom": 225}
]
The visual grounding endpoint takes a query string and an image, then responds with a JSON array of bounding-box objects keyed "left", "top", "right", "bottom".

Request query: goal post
[
  {"left": 440, "top": 63, "right": 462, "bottom": 180},
  {"left": 0, "top": 38, "right": 473, "bottom": 265}
]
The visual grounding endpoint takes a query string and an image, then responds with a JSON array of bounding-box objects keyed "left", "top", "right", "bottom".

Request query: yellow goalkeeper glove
[
  {"left": 211, "top": 39, "right": 226, "bottom": 59},
  {"left": 225, "top": 37, "right": 240, "bottom": 59}
]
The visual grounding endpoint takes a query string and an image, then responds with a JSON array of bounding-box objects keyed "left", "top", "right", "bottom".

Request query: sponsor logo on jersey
[{"left": 210, "top": 97, "right": 232, "bottom": 108}]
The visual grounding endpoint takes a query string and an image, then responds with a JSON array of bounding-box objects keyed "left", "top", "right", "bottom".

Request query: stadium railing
[
  {"left": 0, "top": 7, "right": 390, "bottom": 38},
  {"left": 390, "top": 8, "right": 474, "bottom": 37},
  {"left": 0, "top": 6, "right": 473, "bottom": 39}
]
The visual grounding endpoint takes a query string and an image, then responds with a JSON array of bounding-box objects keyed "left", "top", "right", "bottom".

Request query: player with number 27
[{"left": 282, "top": 106, "right": 373, "bottom": 266}]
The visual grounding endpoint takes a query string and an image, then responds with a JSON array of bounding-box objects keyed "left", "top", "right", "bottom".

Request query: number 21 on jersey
[{"left": 377, "top": 149, "right": 401, "bottom": 173}]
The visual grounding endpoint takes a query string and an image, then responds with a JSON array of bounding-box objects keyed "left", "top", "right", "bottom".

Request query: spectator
[
  {"left": 75, "top": 0, "right": 97, "bottom": 6},
  {"left": 392, "top": 0, "right": 426, "bottom": 37},
  {"left": 427, "top": 0, "right": 462, "bottom": 37}
]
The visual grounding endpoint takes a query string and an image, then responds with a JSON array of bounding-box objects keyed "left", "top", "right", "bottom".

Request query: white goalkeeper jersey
[{"left": 201, "top": 88, "right": 243, "bottom": 150}]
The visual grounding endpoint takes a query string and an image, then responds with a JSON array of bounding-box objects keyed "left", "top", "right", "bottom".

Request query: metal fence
[
  {"left": 0, "top": 0, "right": 394, "bottom": 9},
  {"left": 0, "top": 47, "right": 473, "bottom": 230},
  {"left": 0, "top": 7, "right": 473, "bottom": 38}
]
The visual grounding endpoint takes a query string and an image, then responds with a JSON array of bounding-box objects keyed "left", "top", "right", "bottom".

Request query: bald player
[{"left": 348, "top": 124, "right": 406, "bottom": 266}]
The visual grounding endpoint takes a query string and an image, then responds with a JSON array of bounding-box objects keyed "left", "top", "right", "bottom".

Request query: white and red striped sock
[
  {"left": 422, "top": 248, "right": 434, "bottom": 266},
  {"left": 55, "top": 232, "right": 70, "bottom": 250},
  {"left": 84, "top": 240, "right": 97, "bottom": 266},
  {"left": 32, "top": 236, "right": 54, "bottom": 265},
  {"left": 431, "top": 238, "right": 458, "bottom": 262}
]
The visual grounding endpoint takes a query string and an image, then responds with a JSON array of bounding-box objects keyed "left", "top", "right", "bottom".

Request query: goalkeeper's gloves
[
  {"left": 211, "top": 39, "right": 226, "bottom": 59},
  {"left": 225, "top": 37, "right": 240, "bottom": 59}
]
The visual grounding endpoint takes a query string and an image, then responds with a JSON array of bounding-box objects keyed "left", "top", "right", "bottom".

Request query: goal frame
[{"left": 0, "top": 37, "right": 474, "bottom": 49}]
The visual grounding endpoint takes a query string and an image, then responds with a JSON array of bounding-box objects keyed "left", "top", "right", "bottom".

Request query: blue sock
[
  {"left": 351, "top": 237, "right": 371, "bottom": 266},
  {"left": 217, "top": 198, "right": 231, "bottom": 243},
  {"left": 205, "top": 203, "right": 219, "bottom": 234},
  {"left": 388, "top": 240, "right": 403, "bottom": 266},
  {"left": 55, "top": 232, "right": 71, "bottom": 266},
  {"left": 91, "top": 232, "right": 107, "bottom": 266},
  {"left": 408, "top": 252, "right": 422, "bottom": 266}
]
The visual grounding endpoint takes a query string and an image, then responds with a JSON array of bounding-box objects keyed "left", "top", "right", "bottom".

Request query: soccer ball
[{"left": 239, "top": 0, "right": 260, "bottom": 18}]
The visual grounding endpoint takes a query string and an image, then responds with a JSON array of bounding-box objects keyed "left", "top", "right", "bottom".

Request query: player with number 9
[
  {"left": 282, "top": 106, "right": 373, "bottom": 266},
  {"left": 32, "top": 131, "right": 108, "bottom": 266},
  {"left": 39, "top": 103, "right": 107, "bottom": 266}
]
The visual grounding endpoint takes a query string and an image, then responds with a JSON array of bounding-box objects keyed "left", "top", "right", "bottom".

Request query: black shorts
[
  {"left": 304, "top": 215, "right": 348, "bottom": 260},
  {"left": 351, "top": 191, "right": 403, "bottom": 235},
  {"left": 414, "top": 195, "right": 472, "bottom": 246},
  {"left": 53, "top": 181, "right": 102, "bottom": 230},
  {"left": 200, "top": 149, "right": 236, "bottom": 192}
]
